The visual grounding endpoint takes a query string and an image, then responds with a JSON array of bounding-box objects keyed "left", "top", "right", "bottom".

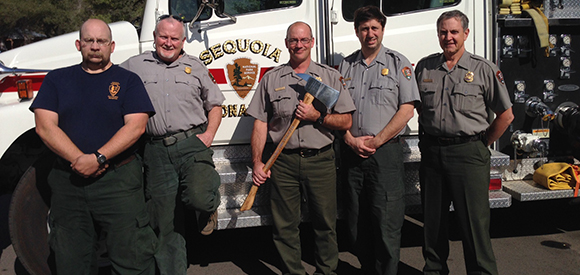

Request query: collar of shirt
[
  {"left": 142, "top": 51, "right": 194, "bottom": 68},
  {"left": 354, "top": 45, "right": 389, "bottom": 68},
  {"left": 280, "top": 61, "right": 323, "bottom": 82},
  {"left": 437, "top": 50, "right": 472, "bottom": 72}
]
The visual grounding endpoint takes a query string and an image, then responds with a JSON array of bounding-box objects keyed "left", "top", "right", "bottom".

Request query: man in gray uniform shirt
[
  {"left": 415, "top": 10, "right": 514, "bottom": 275},
  {"left": 121, "top": 14, "right": 224, "bottom": 275},
  {"left": 339, "top": 6, "right": 420, "bottom": 275},
  {"left": 247, "top": 21, "right": 355, "bottom": 275}
]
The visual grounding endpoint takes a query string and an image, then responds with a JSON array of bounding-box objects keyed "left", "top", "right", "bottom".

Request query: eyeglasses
[
  {"left": 287, "top": 38, "right": 312, "bottom": 46},
  {"left": 81, "top": 38, "right": 111, "bottom": 47},
  {"left": 158, "top": 14, "right": 184, "bottom": 22}
]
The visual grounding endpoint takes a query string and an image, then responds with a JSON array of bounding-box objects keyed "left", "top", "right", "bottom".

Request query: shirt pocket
[
  {"left": 174, "top": 75, "right": 201, "bottom": 103},
  {"left": 269, "top": 89, "right": 294, "bottom": 118},
  {"left": 452, "top": 83, "right": 482, "bottom": 114},
  {"left": 418, "top": 82, "right": 439, "bottom": 109},
  {"left": 369, "top": 77, "right": 396, "bottom": 106}
]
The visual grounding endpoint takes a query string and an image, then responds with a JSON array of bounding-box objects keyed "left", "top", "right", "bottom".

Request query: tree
[{"left": 0, "top": 0, "right": 146, "bottom": 49}]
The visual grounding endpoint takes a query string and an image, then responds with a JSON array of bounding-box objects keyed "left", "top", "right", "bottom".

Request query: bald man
[
  {"left": 247, "top": 21, "right": 355, "bottom": 275},
  {"left": 31, "top": 18, "right": 158, "bottom": 274}
]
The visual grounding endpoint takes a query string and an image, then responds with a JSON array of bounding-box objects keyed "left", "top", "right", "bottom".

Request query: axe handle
[{"left": 240, "top": 92, "right": 315, "bottom": 211}]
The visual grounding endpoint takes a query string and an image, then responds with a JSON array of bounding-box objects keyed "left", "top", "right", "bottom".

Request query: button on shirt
[
  {"left": 415, "top": 51, "right": 512, "bottom": 137},
  {"left": 246, "top": 62, "right": 356, "bottom": 150},
  {"left": 339, "top": 46, "right": 420, "bottom": 137},
  {"left": 121, "top": 51, "right": 225, "bottom": 136}
]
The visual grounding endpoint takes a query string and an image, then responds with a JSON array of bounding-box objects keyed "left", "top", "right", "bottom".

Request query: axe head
[{"left": 297, "top": 73, "right": 340, "bottom": 109}]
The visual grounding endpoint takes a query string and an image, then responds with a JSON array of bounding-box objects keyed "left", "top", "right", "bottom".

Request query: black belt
[
  {"left": 147, "top": 125, "right": 204, "bottom": 146},
  {"left": 282, "top": 144, "right": 332, "bottom": 158},
  {"left": 423, "top": 133, "right": 482, "bottom": 146}
]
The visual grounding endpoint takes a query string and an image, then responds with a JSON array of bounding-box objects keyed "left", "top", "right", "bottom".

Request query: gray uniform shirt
[
  {"left": 246, "top": 61, "right": 356, "bottom": 150},
  {"left": 121, "top": 51, "right": 225, "bottom": 136},
  {"left": 339, "top": 46, "right": 420, "bottom": 137},
  {"left": 415, "top": 51, "right": 512, "bottom": 137}
]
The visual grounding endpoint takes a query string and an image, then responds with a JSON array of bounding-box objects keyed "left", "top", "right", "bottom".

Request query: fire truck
[{"left": 1, "top": 0, "right": 579, "bottom": 273}]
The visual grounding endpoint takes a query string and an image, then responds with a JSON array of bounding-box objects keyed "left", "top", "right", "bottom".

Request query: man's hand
[
  {"left": 346, "top": 135, "right": 376, "bottom": 158},
  {"left": 71, "top": 154, "right": 108, "bottom": 178},
  {"left": 252, "top": 161, "right": 271, "bottom": 186},
  {"left": 295, "top": 100, "right": 320, "bottom": 122},
  {"left": 196, "top": 131, "right": 215, "bottom": 148}
]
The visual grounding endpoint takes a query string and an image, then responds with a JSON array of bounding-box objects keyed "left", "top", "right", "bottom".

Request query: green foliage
[{"left": 0, "top": 0, "right": 146, "bottom": 48}]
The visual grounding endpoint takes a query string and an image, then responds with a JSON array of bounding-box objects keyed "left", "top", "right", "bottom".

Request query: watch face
[
  {"left": 516, "top": 82, "right": 526, "bottom": 92},
  {"left": 545, "top": 81, "right": 555, "bottom": 91}
]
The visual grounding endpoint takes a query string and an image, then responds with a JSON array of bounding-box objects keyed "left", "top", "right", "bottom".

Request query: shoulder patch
[
  {"left": 402, "top": 67, "right": 412, "bottom": 80},
  {"left": 496, "top": 71, "right": 505, "bottom": 85}
]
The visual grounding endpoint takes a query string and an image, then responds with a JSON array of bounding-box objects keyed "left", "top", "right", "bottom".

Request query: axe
[{"left": 240, "top": 74, "right": 341, "bottom": 211}]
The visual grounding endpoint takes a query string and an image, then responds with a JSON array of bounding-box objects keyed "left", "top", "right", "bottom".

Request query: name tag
[
  {"left": 423, "top": 79, "right": 433, "bottom": 83},
  {"left": 275, "top": 87, "right": 286, "bottom": 91}
]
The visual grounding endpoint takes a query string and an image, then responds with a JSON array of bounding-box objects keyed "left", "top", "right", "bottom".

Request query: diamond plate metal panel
[
  {"left": 544, "top": 0, "right": 580, "bottom": 18},
  {"left": 503, "top": 180, "right": 575, "bottom": 201}
]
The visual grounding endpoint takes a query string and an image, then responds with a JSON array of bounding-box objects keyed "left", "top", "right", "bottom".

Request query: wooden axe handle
[{"left": 240, "top": 92, "right": 315, "bottom": 211}]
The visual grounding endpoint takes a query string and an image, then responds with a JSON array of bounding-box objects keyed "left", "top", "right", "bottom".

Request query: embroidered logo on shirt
[
  {"left": 108, "top": 82, "right": 120, "bottom": 100},
  {"left": 381, "top": 68, "right": 389, "bottom": 76},
  {"left": 185, "top": 67, "right": 192, "bottom": 74},
  {"left": 496, "top": 71, "right": 505, "bottom": 85},
  {"left": 464, "top": 71, "right": 474, "bottom": 83},
  {"left": 402, "top": 67, "right": 412, "bottom": 80}
]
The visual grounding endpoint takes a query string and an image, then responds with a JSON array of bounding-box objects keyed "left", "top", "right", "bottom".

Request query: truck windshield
[
  {"left": 170, "top": 0, "right": 302, "bottom": 21},
  {"left": 170, "top": 0, "right": 212, "bottom": 22},
  {"left": 343, "top": 0, "right": 460, "bottom": 21}
]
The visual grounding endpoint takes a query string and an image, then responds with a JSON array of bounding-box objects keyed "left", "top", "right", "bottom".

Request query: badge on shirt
[
  {"left": 496, "top": 71, "right": 505, "bottom": 85},
  {"left": 423, "top": 79, "right": 433, "bottom": 83},
  {"left": 339, "top": 76, "right": 346, "bottom": 87},
  {"left": 381, "top": 68, "right": 389, "bottom": 76},
  {"left": 185, "top": 67, "right": 192, "bottom": 74},
  {"left": 402, "top": 67, "right": 412, "bottom": 80},
  {"left": 208, "top": 71, "right": 217, "bottom": 84},
  {"left": 464, "top": 71, "right": 474, "bottom": 83},
  {"left": 275, "top": 86, "right": 286, "bottom": 91},
  {"left": 108, "top": 82, "right": 120, "bottom": 100}
]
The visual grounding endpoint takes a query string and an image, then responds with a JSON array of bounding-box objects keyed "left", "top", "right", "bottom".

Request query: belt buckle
[{"left": 163, "top": 135, "right": 178, "bottom": 146}]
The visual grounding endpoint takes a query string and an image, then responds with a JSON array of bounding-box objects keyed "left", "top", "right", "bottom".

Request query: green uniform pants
[
  {"left": 270, "top": 148, "right": 338, "bottom": 275},
  {"left": 143, "top": 132, "right": 221, "bottom": 275},
  {"left": 48, "top": 157, "right": 158, "bottom": 275},
  {"left": 419, "top": 139, "right": 498, "bottom": 275},
  {"left": 343, "top": 142, "right": 405, "bottom": 275}
]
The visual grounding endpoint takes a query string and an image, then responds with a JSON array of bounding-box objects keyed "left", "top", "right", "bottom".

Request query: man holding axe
[{"left": 246, "top": 21, "right": 355, "bottom": 275}]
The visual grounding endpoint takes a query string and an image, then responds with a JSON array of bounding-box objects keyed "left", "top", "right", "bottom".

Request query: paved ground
[{"left": 2, "top": 198, "right": 580, "bottom": 274}]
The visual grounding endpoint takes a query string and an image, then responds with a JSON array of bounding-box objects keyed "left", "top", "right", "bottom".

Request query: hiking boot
[{"left": 201, "top": 211, "right": 217, "bottom": 235}]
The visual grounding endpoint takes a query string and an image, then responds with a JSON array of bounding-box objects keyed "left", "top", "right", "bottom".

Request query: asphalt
[{"left": 2, "top": 197, "right": 580, "bottom": 275}]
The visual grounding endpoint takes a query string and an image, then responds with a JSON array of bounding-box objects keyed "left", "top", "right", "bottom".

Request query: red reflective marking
[
  {"left": 208, "top": 68, "right": 227, "bottom": 84},
  {"left": 0, "top": 74, "right": 46, "bottom": 93},
  {"left": 259, "top": 67, "right": 273, "bottom": 81},
  {"left": 489, "top": 178, "right": 502, "bottom": 190}
]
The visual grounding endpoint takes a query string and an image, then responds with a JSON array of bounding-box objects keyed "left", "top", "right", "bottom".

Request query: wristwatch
[
  {"left": 94, "top": 151, "right": 107, "bottom": 165},
  {"left": 316, "top": 112, "right": 327, "bottom": 125}
]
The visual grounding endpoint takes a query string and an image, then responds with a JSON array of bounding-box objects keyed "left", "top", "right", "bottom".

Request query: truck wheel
[{"left": 8, "top": 153, "right": 55, "bottom": 275}]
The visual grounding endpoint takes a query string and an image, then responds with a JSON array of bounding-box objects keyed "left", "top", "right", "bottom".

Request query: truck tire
[{"left": 8, "top": 153, "right": 55, "bottom": 275}]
